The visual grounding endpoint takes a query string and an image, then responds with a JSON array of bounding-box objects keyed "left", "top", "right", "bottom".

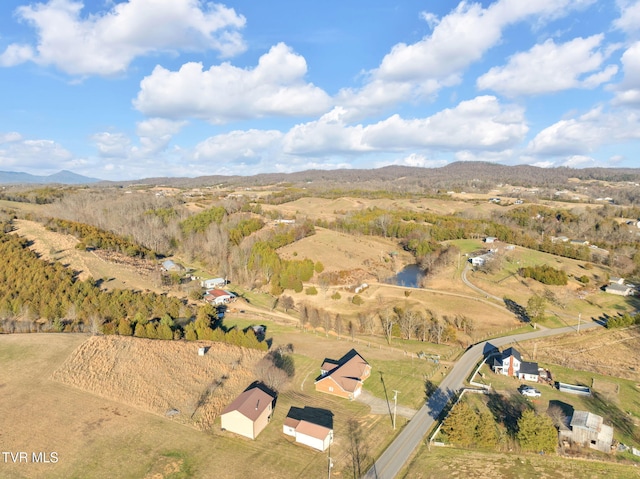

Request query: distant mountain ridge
[
  {"left": 0, "top": 170, "right": 100, "bottom": 185},
  {"left": 107, "top": 161, "right": 640, "bottom": 189}
]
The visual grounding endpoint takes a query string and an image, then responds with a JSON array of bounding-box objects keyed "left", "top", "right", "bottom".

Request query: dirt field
[{"left": 52, "top": 335, "right": 265, "bottom": 430}]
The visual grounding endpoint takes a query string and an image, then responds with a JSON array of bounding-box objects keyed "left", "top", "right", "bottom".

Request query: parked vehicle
[{"left": 521, "top": 387, "right": 541, "bottom": 398}]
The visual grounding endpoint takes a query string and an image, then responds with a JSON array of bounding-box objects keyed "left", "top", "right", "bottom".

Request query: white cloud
[
  {"left": 561, "top": 154, "right": 596, "bottom": 167},
  {"left": 135, "top": 118, "right": 186, "bottom": 155},
  {"left": 0, "top": 132, "right": 23, "bottom": 143},
  {"left": 614, "top": 0, "right": 640, "bottom": 36},
  {"left": 339, "top": 0, "right": 594, "bottom": 116},
  {"left": 282, "top": 107, "right": 367, "bottom": 155},
  {"left": 194, "top": 129, "right": 283, "bottom": 162},
  {"left": 374, "top": 153, "right": 447, "bottom": 169},
  {"left": 612, "top": 42, "right": 640, "bottom": 106},
  {"left": 528, "top": 107, "right": 640, "bottom": 155},
  {"left": 1, "top": 0, "right": 246, "bottom": 76},
  {"left": 134, "top": 43, "right": 332, "bottom": 122},
  {"left": 284, "top": 96, "right": 527, "bottom": 156},
  {"left": 477, "top": 35, "right": 617, "bottom": 96},
  {"left": 362, "top": 96, "right": 528, "bottom": 150},
  {"left": 0, "top": 137, "right": 73, "bottom": 172},
  {"left": 0, "top": 44, "right": 34, "bottom": 67},
  {"left": 91, "top": 132, "right": 132, "bottom": 158}
]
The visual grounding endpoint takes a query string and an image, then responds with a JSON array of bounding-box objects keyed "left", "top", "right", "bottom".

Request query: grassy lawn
[{"left": 364, "top": 357, "right": 440, "bottom": 409}]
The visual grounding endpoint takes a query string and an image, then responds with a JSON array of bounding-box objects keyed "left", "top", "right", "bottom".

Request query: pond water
[{"left": 386, "top": 264, "right": 423, "bottom": 288}]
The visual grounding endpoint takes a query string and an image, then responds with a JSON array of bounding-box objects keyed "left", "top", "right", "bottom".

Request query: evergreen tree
[
  {"left": 442, "top": 401, "right": 479, "bottom": 447},
  {"left": 516, "top": 410, "right": 557, "bottom": 453}
]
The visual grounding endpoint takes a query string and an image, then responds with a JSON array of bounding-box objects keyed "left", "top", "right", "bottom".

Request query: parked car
[{"left": 521, "top": 387, "right": 541, "bottom": 398}]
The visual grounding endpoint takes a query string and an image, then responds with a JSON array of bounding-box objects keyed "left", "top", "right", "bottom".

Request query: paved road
[{"left": 362, "top": 320, "right": 602, "bottom": 479}]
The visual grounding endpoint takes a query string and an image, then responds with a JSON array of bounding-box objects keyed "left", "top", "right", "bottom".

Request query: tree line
[{"left": 0, "top": 224, "right": 267, "bottom": 350}]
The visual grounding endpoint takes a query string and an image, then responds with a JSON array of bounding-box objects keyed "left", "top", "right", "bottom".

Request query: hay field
[
  {"left": 52, "top": 335, "right": 265, "bottom": 430},
  {"left": 530, "top": 326, "right": 640, "bottom": 382},
  {"left": 277, "top": 226, "right": 412, "bottom": 276},
  {"left": 261, "top": 196, "right": 499, "bottom": 221}
]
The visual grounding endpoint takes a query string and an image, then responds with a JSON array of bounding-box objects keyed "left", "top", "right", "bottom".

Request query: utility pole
[
  {"left": 327, "top": 443, "right": 333, "bottom": 479},
  {"left": 393, "top": 390, "right": 400, "bottom": 430},
  {"left": 577, "top": 313, "right": 581, "bottom": 333}
]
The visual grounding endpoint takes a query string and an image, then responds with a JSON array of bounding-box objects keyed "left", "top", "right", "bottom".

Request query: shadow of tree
[
  {"left": 503, "top": 297, "right": 530, "bottom": 322},
  {"left": 486, "top": 391, "right": 532, "bottom": 436},
  {"left": 424, "top": 379, "right": 437, "bottom": 402},
  {"left": 426, "top": 387, "right": 456, "bottom": 420},
  {"left": 379, "top": 371, "right": 393, "bottom": 424},
  {"left": 586, "top": 391, "right": 639, "bottom": 441}
]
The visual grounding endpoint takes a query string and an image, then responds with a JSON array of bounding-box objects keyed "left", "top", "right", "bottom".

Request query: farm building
[
  {"left": 469, "top": 253, "right": 493, "bottom": 267},
  {"left": 492, "top": 347, "right": 539, "bottom": 382},
  {"left": 220, "top": 385, "right": 275, "bottom": 440},
  {"left": 604, "top": 282, "right": 634, "bottom": 296},
  {"left": 560, "top": 410, "right": 614, "bottom": 453},
  {"left": 283, "top": 406, "right": 334, "bottom": 451},
  {"left": 315, "top": 349, "right": 371, "bottom": 400},
  {"left": 204, "top": 289, "right": 236, "bottom": 305},
  {"left": 484, "top": 236, "right": 497, "bottom": 243},
  {"left": 161, "top": 259, "right": 185, "bottom": 272},
  {"left": 201, "top": 277, "right": 226, "bottom": 289}
]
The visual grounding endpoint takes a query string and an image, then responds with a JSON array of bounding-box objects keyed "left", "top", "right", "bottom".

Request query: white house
[
  {"left": 201, "top": 277, "right": 226, "bottom": 289},
  {"left": 493, "top": 347, "right": 539, "bottom": 382},
  {"left": 469, "top": 252, "right": 493, "bottom": 267},
  {"left": 283, "top": 407, "right": 334, "bottom": 452}
]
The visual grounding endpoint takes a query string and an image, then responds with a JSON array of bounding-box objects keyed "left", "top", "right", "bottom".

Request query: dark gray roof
[
  {"left": 502, "top": 347, "right": 521, "bottom": 362},
  {"left": 520, "top": 361, "right": 539, "bottom": 375}
]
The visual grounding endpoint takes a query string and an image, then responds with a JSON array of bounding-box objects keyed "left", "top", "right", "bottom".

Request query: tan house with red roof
[
  {"left": 283, "top": 406, "right": 334, "bottom": 451},
  {"left": 220, "top": 385, "right": 275, "bottom": 439},
  {"left": 315, "top": 349, "right": 371, "bottom": 400}
]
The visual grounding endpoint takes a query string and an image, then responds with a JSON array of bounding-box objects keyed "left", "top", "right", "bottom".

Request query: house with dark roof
[
  {"left": 220, "top": 385, "right": 275, "bottom": 439},
  {"left": 282, "top": 406, "right": 334, "bottom": 451},
  {"left": 315, "top": 349, "right": 371, "bottom": 400},
  {"left": 492, "top": 347, "right": 539, "bottom": 382}
]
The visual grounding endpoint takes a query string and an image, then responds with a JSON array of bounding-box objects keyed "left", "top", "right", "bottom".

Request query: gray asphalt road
[{"left": 362, "top": 320, "right": 602, "bottom": 479}]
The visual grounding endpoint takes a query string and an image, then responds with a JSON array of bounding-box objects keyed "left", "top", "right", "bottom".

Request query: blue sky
[{"left": 1, "top": 0, "right": 640, "bottom": 181}]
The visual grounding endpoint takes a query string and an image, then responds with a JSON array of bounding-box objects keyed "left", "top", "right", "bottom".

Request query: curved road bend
[{"left": 362, "top": 320, "right": 602, "bottom": 479}]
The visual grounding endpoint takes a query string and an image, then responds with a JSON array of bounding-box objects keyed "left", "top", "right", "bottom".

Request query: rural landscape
[{"left": 1, "top": 163, "right": 640, "bottom": 479}]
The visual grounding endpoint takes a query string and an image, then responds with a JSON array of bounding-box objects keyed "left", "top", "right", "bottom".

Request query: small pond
[{"left": 385, "top": 264, "right": 423, "bottom": 288}]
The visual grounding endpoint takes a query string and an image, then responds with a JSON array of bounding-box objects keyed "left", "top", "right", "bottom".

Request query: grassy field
[
  {"left": 401, "top": 446, "right": 640, "bottom": 479},
  {"left": 0, "top": 333, "right": 409, "bottom": 479},
  {"left": 52, "top": 335, "right": 265, "bottom": 430}
]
